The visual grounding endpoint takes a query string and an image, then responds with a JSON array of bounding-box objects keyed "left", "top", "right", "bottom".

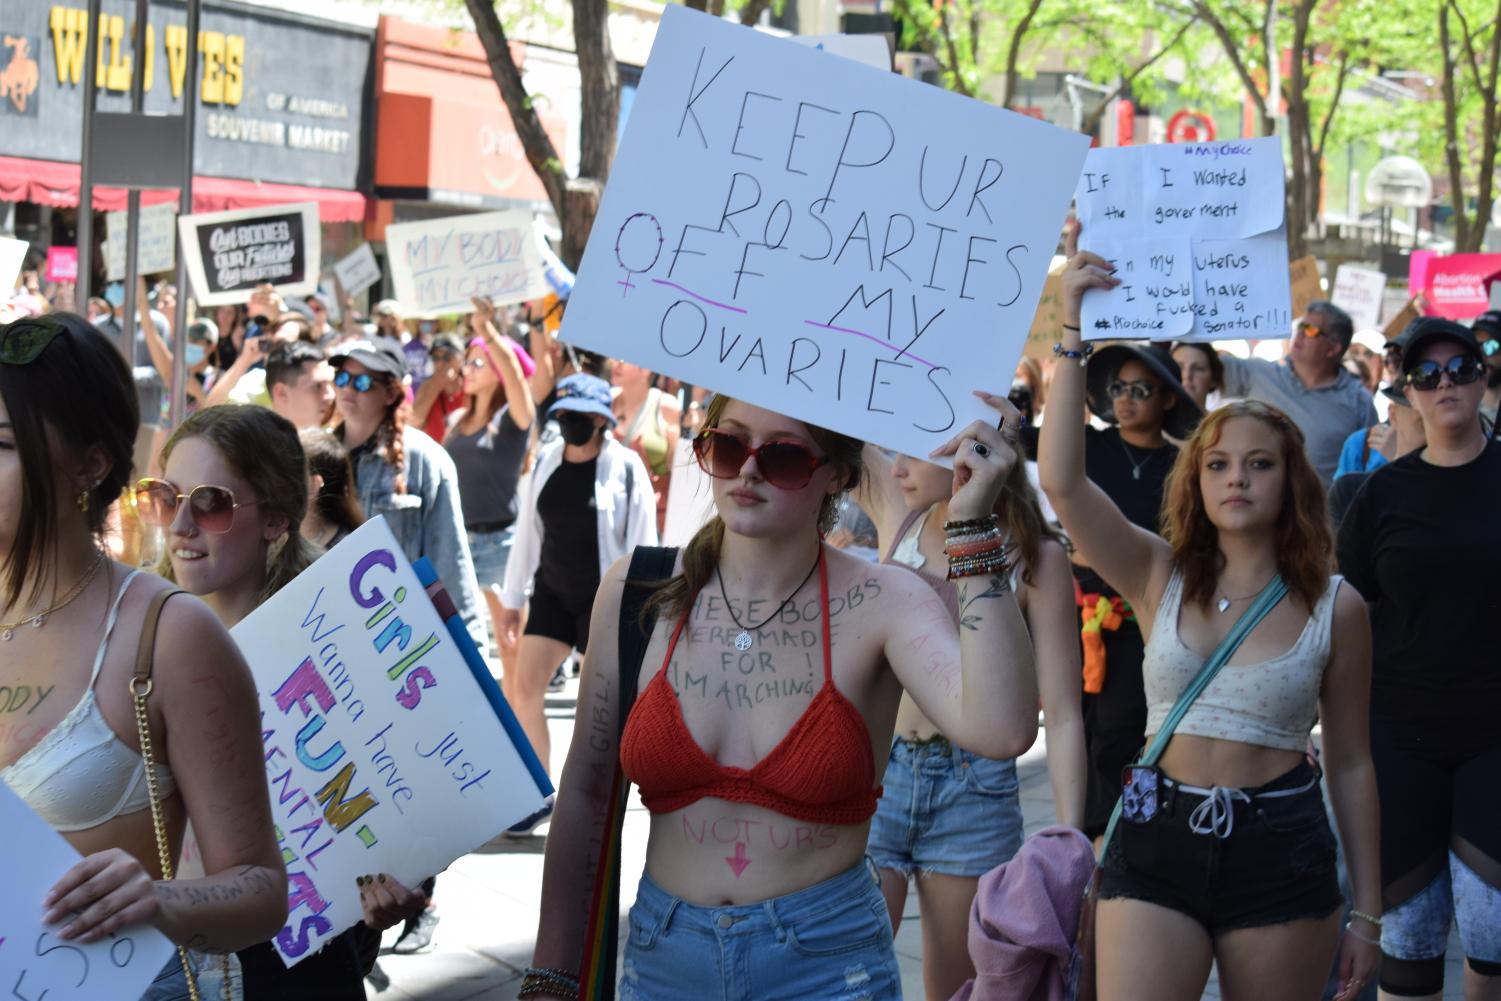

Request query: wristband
[{"left": 1052, "top": 343, "right": 1094, "bottom": 366}]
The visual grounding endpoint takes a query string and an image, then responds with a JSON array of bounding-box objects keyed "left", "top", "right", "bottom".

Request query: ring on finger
[{"left": 971, "top": 440, "right": 990, "bottom": 458}]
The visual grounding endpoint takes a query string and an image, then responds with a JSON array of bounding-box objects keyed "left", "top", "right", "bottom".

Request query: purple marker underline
[
  {"left": 651, "top": 278, "right": 748, "bottom": 314},
  {"left": 803, "top": 321, "right": 938, "bottom": 370}
]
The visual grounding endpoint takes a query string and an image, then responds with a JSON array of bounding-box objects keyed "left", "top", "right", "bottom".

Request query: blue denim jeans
[
  {"left": 467, "top": 526, "right": 514, "bottom": 590},
  {"left": 620, "top": 860, "right": 902, "bottom": 1000},
  {"left": 868, "top": 736, "right": 1024, "bottom": 878}
]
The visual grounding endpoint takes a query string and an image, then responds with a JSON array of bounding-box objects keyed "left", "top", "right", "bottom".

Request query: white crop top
[
  {"left": 1143, "top": 569, "right": 1341, "bottom": 753},
  {"left": 0, "top": 571, "right": 177, "bottom": 831}
]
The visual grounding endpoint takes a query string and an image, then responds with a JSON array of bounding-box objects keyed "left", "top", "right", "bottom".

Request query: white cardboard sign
[
  {"left": 106, "top": 203, "right": 178, "bottom": 282},
  {"left": 0, "top": 237, "right": 26, "bottom": 293},
  {"left": 1076, "top": 138, "right": 1292, "bottom": 342},
  {"left": 385, "top": 210, "right": 549, "bottom": 317},
  {"left": 561, "top": 5, "right": 1090, "bottom": 462},
  {"left": 178, "top": 202, "right": 321, "bottom": 307},
  {"left": 0, "top": 784, "right": 176, "bottom": 1000},
  {"left": 789, "top": 34, "right": 893, "bottom": 71},
  {"left": 1331, "top": 265, "right": 1387, "bottom": 331},
  {"left": 231, "top": 517, "right": 549, "bottom": 965},
  {"left": 333, "top": 243, "right": 382, "bottom": 297}
]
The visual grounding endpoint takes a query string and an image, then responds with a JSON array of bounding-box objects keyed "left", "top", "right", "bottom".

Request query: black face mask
[{"left": 557, "top": 412, "right": 598, "bottom": 446}]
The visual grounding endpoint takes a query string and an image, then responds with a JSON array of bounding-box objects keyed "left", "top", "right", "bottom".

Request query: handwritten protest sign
[
  {"left": 178, "top": 203, "right": 320, "bottom": 307},
  {"left": 1332, "top": 264, "right": 1386, "bottom": 330},
  {"left": 333, "top": 243, "right": 382, "bottom": 297},
  {"left": 106, "top": 202, "right": 177, "bottom": 282},
  {"left": 1076, "top": 138, "right": 1291, "bottom": 342},
  {"left": 1289, "top": 255, "right": 1322, "bottom": 318},
  {"left": 1383, "top": 297, "right": 1422, "bottom": 340},
  {"left": 45, "top": 246, "right": 77, "bottom": 284},
  {"left": 0, "top": 783, "right": 176, "bottom": 1000},
  {"left": 385, "top": 210, "right": 549, "bottom": 317},
  {"left": 790, "top": 34, "right": 893, "bottom": 71},
  {"left": 0, "top": 236, "right": 26, "bottom": 292},
  {"left": 231, "top": 517, "right": 550, "bottom": 964},
  {"left": 1022, "top": 259, "right": 1067, "bottom": 360},
  {"left": 561, "top": 5, "right": 1089, "bottom": 462}
]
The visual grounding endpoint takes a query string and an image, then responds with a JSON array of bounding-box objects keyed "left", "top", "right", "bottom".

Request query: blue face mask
[{"left": 185, "top": 343, "right": 207, "bottom": 367}]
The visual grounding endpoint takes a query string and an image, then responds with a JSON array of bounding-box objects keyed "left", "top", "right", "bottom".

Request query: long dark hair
[
  {"left": 0, "top": 314, "right": 138, "bottom": 608},
  {"left": 300, "top": 428, "right": 365, "bottom": 539},
  {"left": 643, "top": 395, "right": 864, "bottom": 623},
  {"left": 156, "top": 405, "right": 319, "bottom": 605},
  {"left": 994, "top": 458, "right": 1068, "bottom": 587},
  {"left": 335, "top": 375, "right": 411, "bottom": 494}
]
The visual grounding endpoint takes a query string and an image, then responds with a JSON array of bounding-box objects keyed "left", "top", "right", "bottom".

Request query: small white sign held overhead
[
  {"left": 385, "top": 210, "right": 549, "bottom": 316},
  {"left": 178, "top": 202, "right": 321, "bottom": 306},
  {"left": 333, "top": 243, "right": 383, "bottom": 297},
  {"left": 0, "top": 784, "right": 177, "bottom": 1000},
  {"left": 106, "top": 202, "right": 177, "bottom": 281},
  {"left": 1075, "top": 138, "right": 1292, "bottom": 342},
  {"left": 0, "top": 237, "right": 26, "bottom": 292},
  {"left": 1331, "top": 264, "right": 1387, "bottom": 331},
  {"left": 561, "top": 5, "right": 1090, "bottom": 462}
]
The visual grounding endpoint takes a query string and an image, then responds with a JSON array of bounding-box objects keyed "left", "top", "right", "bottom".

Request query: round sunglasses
[
  {"left": 1404, "top": 354, "right": 1485, "bottom": 392},
  {"left": 1106, "top": 379, "right": 1158, "bottom": 402},
  {"left": 692, "top": 429, "right": 829, "bottom": 490},
  {"left": 134, "top": 478, "right": 261, "bottom": 534},
  {"left": 334, "top": 369, "right": 389, "bottom": 393}
]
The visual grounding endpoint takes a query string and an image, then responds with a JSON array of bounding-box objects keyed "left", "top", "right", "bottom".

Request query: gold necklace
[{"left": 0, "top": 551, "right": 106, "bottom": 641}]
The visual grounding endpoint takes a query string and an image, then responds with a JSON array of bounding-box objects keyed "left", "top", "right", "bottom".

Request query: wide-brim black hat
[
  {"left": 1399, "top": 317, "right": 1481, "bottom": 374},
  {"left": 1086, "top": 343, "right": 1205, "bottom": 441}
]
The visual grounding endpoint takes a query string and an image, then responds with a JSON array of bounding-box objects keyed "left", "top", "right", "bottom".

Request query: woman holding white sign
[
  {"left": 527, "top": 392, "right": 1038, "bottom": 1001},
  {"left": 1039, "top": 229, "right": 1381, "bottom": 1001},
  {"left": 0, "top": 316, "right": 287, "bottom": 999}
]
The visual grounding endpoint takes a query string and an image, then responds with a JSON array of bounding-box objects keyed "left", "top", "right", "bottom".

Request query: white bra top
[
  {"left": 1143, "top": 569, "right": 1341, "bottom": 753},
  {"left": 0, "top": 571, "right": 178, "bottom": 832}
]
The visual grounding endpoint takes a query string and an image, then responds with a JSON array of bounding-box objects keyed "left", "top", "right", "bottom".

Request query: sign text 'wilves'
[{"left": 562, "top": 6, "right": 1088, "bottom": 461}]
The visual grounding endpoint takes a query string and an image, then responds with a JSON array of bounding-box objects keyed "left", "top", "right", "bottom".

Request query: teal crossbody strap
[{"left": 1097, "top": 573, "right": 1289, "bottom": 860}]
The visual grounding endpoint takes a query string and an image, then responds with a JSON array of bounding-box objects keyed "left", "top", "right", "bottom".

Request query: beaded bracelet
[
  {"left": 519, "top": 967, "right": 581, "bottom": 1000},
  {"left": 948, "top": 554, "right": 1013, "bottom": 582},
  {"left": 1349, "top": 909, "right": 1383, "bottom": 928},
  {"left": 943, "top": 514, "right": 1001, "bottom": 535},
  {"left": 1052, "top": 342, "right": 1095, "bottom": 366},
  {"left": 946, "top": 529, "right": 1002, "bottom": 546},
  {"left": 1343, "top": 921, "right": 1380, "bottom": 948}
]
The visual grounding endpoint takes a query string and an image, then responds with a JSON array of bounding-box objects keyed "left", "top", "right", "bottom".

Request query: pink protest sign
[
  {"left": 45, "top": 246, "right": 77, "bottom": 283},
  {"left": 1423, "top": 253, "right": 1501, "bottom": 319}
]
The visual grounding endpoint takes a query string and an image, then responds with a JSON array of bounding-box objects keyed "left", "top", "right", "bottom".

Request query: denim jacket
[{"left": 351, "top": 425, "right": 489, "bottom": 653}]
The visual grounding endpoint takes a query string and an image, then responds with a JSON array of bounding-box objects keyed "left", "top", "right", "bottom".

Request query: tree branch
[
  {"left": 1194, "top": 0, "right": 1273, "bottom": 128},
  {"left": 936, "top": 2, "right": 974, "bottom": 97},
  {"left": 1002, "top": 0, "right": 1049, "bottom": 109},
  {"left": 1313, "top": 51, "right": 1351, "bottom": 160},
  {"left": 1081, "top": 15, "right": 1200, "bottom": 135}
]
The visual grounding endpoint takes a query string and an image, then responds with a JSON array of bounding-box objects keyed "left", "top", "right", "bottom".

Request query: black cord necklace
[{"left": 717, "top": 549, "right": 822, "bottom": 651}]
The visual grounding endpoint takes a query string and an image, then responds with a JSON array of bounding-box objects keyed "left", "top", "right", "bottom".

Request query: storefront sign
[
  {"left": 2, "top": 2, "right": 369, "bottom": 191},
  {"left": 562, "top": 5, "right": 1088, "bottom": 463},
  {"left": 231, "top": 518, "right": 549, "bottom": 965},
  {"left": 178, "top": 202, "right": 319, "bottom": 305},
  {"left": 385, "top": 211, "right": 548, "bottom": 316},
  {"left": 1, "top": 783, "right": 176, "bottom": 1001}
]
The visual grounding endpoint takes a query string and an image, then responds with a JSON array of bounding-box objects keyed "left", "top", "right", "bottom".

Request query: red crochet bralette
[{"left": 619, "top": 548, "right": 880, "bottom": 825}]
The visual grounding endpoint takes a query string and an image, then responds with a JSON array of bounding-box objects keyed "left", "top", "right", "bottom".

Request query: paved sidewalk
[{"left": 365, "top": 679, "right": 1466, "bottom": 1000}]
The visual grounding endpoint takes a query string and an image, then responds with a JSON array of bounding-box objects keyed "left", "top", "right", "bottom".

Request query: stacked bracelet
[
  {"left": 519, "top": 967, "right": 581, "bottom": 1000},
  {"left": 943, "top": 514, "right": 1013, "bottom": 580},
  {"left": 1052, "top": 342, "right": 1095, "bottom": 366},
  {"left": 1349, "top": 909, "right": 1383, "bottom": 928}
]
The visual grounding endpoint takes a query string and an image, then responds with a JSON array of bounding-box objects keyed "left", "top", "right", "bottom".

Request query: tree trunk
[
  {"left": 739, "top": 0, "right": 773, "bottom": 25},
  {"left": 1284, "top": 2, "right": 1313, "bottom": 261},
  {"left": 1439, "top": 4, "right": 1473, "bottom": 252}
]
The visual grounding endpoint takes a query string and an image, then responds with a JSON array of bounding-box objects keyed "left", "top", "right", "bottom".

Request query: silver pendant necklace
[
  {"left": 717, "top": 549, "right": 822, "bottom": 650},
  {"left": 1119, "top": 438, "right": 1156, "bottom": 481}
]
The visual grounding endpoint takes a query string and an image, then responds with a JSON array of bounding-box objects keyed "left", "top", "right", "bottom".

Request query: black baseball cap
[
  {"left": 329, "top": 336, "right": 407, "bottom": 379},
  {"left": 1399, "top": 317, "right": 1481, "bottom": 373},
  {"left": 1474, "top": 310, "right": 1501, "bottom": 337}
]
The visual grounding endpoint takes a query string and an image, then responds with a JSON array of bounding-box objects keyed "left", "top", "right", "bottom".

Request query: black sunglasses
[
  {"left": 335, "top": 370, "right": 388, "bottom": 393},
  {"left": 693, "top": 429, "right": 829, "bottom": 490},
  {"left": 1107, "top": 379, "right": 1158, "bottom": 402},
  {"left": 1405, "top": 354, "right": 1485, "bottom": 391}
]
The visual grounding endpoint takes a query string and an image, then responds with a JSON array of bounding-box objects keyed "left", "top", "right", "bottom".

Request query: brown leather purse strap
[{"left": 132, "top": 587, "right": 184, "bottom": 690}]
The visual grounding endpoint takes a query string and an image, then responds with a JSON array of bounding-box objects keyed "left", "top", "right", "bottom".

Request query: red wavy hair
[{"left": 1161, "top": 400, "right": 1331, "bottom": 612}]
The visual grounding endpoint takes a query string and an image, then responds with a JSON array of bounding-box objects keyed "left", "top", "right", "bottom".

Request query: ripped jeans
[{"left": 620, "top": 860, "right": 902, "bottom": 1001}]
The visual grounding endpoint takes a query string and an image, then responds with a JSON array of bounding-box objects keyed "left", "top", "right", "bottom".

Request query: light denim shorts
[
  {"left": 620, "top": 860, "right": 902, "bottom": 1001},
  {"left": 467, "top": 526, "right": 514, "bottom": 590},
  {"left": 868, "top": 736, "right": 1024, "bottom": 878}
]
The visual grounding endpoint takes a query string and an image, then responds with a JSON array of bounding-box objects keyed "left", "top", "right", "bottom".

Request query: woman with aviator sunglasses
[
  {"left": 526, "top": 393, "right": 1038, "bottom": 1001},
  {"left": 0, "top": 316, "right": 286, "bottom": 1000},
  {"left": 1338, "top": 318, "right": 1501, "bottom": 1001}
]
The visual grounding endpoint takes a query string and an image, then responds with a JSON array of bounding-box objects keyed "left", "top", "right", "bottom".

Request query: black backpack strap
[{"left": 616, "top": 545, "right": 679, "bottom": 735}]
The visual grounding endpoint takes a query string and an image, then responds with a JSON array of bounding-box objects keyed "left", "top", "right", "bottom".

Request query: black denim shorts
[{"left": 1099, "top": 760, "right": 1342, "bottom": 935}]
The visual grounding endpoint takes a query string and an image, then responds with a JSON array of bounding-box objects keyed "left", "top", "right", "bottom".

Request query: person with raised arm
[
  {"left": 523, "top": 392, "right": 1038, "bottom": 1001},
  {"left": 1038, "top": 227, "right": 1381, "bottom": 1001}
]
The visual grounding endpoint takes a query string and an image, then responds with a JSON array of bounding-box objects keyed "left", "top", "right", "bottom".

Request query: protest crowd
[{"left": 3, "top": 7, "right": 1501, "bottom": 1001}]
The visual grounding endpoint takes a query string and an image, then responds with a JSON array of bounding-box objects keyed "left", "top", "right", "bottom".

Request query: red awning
[{"left": 0, "top": 155, "right": 368, "bottom": 222}]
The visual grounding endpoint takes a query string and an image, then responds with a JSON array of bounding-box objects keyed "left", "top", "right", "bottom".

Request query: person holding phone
[{"left": 1040, "top": 229, "right": 1380, "bottom": 1001}]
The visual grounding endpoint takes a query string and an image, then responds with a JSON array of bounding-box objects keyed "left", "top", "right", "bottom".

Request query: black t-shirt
[
  {"left": 1076, "top": 427, "right": 1178, "bottom": 596},
  {"left": 1337, "top": 442, "right": 1501, "bottom": 737},
  {"left": 535, "top": 456, "right": 601, "bottom": 606},
  {"left": 447, "top": 407, "right": 528, "bottom": 528}
]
